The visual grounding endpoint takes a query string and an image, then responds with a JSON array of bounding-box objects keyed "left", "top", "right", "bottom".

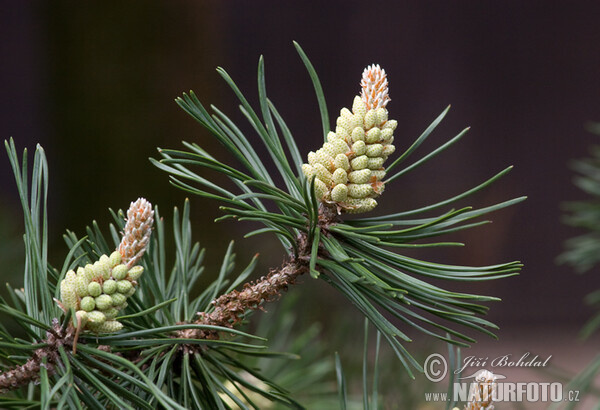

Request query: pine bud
[
  {"left": 364, "top": 110, "right": 378, "bottom": 129},
  {"left": 116, "top": 280, "right": 133, "bottom": 294},
  {"left": 80, "top": 296, "right": 96, "bottom": 312},
  {"left": 102, "top": 280, "right": 117, "bottom": 295},
  {"left": 326, "top": 131, "right": 339, "bottom": 143},
  {"left": 111, "top": 264, "right": 128, "bottom": 280},
  {"left": 86, "top": 310, "right": 106, "bottom": 324},
  {"left": 352, "top": 96, "right": 367, "bottom": 118},
  {"left": 104, "top": 307, "right": 120, "bottom": 319},
  {"left": 351, "top": 155, "right": 369, "bottom": 170},
  {"left": 345, "top": 198, "right": 378, "bottom": 214},
  {"left": 90, "top": 320, "right": 123, "bottom": 333},
  {"left": 465, "top": 370, "right": 497, "bottom": 410},
  {"left": 313, "top": 163, "right": 333, "bottom": 185},
  {"left": 127, "top": 265, "right": 144, "bottom": 281},
  {"left": 65, "top": 270, "right": 76, "bottom": 281},
  {"left": 314, "top": 179, "right": 328, "bottom": 199},
  {"left": 332, "top": 168, "right": 348, "bottom": 185},
  {"left": 371, "top": 170, "right": 386, "bottom": 181},
  {"left": 331, "top": 184, "right": 348, "bottom": 202},
  {"left": 348, "top": 184, "right": 373, "bottom": 198},
  {"left": 111, "top": 293, "right": 126, "bottom": 307},
  {"left": 301, "top": 163, "right": 315, "bottom": 178},
  {"left": 88, "top": 282, "right": 102, "bottom": 297},
  {"left": 382, "top": 144, "right": 395, "bottom": 156},
  {"left": 348, "top": 169, "right": 371, "bottom": 184},
  {"left": 352, "top": 141, "right": 367, "bottom": 156},
  {"left": 365, "top": 127, "right": 382, "bottom": 143},
  {"left": 57, "top": 200, "right": 151, "bottom": 335},
  {"left": 334, "top": 154, "right": 350, "bottom": 171},
  {"left": 381, "top": 128, "right": 394, "bottom": 142},
  {"left": 93, "top": 261, "right": 110, "bottom": 281},
  {"left": 383, "top": 119, "right": 398, "bottom": 131},
  {"left": 108, "top": 250, "right": 122, "bottom": 267},
  {"left": 366, "top": 144, "right": 384, "bottom": 157},
  {"left": 84, "top": 264, "right": 95, "bottom": 282},
  {"left": 76, "top": 310, "right": 88, "bottom": 324},
  {"left": 335, "top": 125, "right": 349, "bottom": 140},
  {"left": 368, "top": 157, "right": 385, "bottom": 170},
  {"left": 95, "top": 294, "right": 113, "bottom": 311},
  {"left": 376, "top": 107, "right": 388, "bottom": 124},
  {"left": 351, "top": 126, "right": 365, "bottom": 142},
  {"left": 118, "top": 198, "right": 154, "bottom": 268},
  {"left": 60, "top": 278, "right": 78, "bottom": 310},
  {"left": 361, "top": 64, "right": 390, "bottom": 110},
  {"left": 76, "top": 274, "right": 89, "bottom": 298}
]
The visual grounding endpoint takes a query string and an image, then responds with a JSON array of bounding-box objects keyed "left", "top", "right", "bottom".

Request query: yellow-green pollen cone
[
  {"left": 302, "top": 64, "right": 397, "bottom": 214},
  {"left": 59, "top": 250, "right": 144, "bottom": 333},
  {"left": 59, "top": 197, "right": 154, "bottom": 333}
]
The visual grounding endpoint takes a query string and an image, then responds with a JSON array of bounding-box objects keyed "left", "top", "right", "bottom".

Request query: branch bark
[
  {"left": 0, "top": 321, "right": 69, "bottom": 392},
  {"left": 189, "top": 257, "right": 308, "bottom": 340}
]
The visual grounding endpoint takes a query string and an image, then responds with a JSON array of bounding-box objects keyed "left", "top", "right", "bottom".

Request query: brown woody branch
[
  {"left": 0, "top": 320, "right": 69, "bottom": 392},
  {"left": 187, "top": 256, "right": 309, "bottom": 341}
]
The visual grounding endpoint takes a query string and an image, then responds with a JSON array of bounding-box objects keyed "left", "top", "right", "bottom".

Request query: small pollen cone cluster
[
  {"left": 302, "top": 64, "right": 397, "bottom": 213},
  {"left": 59, "top": 198, "right": 154, "bottom": 333},
  {"left": 465, "top": 370, "right": 497, "bottom": 410}
]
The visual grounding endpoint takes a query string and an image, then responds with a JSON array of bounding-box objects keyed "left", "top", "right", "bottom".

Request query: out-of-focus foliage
[{"left": 557, "top": 122, "right": 600, "bottom": 408}]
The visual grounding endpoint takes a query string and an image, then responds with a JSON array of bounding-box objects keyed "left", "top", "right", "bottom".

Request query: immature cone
[
  {"left": 118, "top": 197, "right": 154, "bottom": 267},
  {"left": 302, "top": 64, "right": 397, "bottom": 213},
  {"left": 59, "top": 198, "right": 153, "bottom": 333},
  {"left": 465, "top": 370, "right": 497, "bottom": 410}
]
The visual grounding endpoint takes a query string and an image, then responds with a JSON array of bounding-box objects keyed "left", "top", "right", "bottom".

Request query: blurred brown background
[{"left": 1, "top": 1, "right": 599, "bottom": 405}]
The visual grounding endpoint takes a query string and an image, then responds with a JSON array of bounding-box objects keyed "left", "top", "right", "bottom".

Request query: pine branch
[
  {"left": 192, "top": 255, "right": 308, "bottom": 340},
  {"left": 154, "top": 44, "right": 524, "bottom": 376},
  {"left": 189, "top": 209, "right": 337, "bottom": 339},
  {"left": 0, "top": 43, "right": 525, "bottom": 407},
  {"left": 0, "top": 321, "right": 68, "bottom": 392}
]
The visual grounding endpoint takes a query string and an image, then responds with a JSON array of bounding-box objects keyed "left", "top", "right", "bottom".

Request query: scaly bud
[
  {"left": 361, "top": 64, "right": 390, "bottom": 110},
  {"left": 95, "top": 294, "right": 113, "bottom": 311},
  {"left": 127, "top": 265, "right": 144, "bottom": 281},
  {"left": 87, "top": 282, "right": 102, "bottom": 297},
  {"left": 108, "top": 250, "right": 122, "bottom": 267},
  {"left": 102, "top": 280, "right": 117, "bottom": 295},
  {"left": 118, "top": 198, "right": 154, "bottom": 268},
  {"left": 465, "top": 370, "right": 497, "bottom": 410},
  {"left": 111, "top": 293, "right": 127, "bottom": 307},
  {"left": 90, "top": 320, "right": 123, "bottom": 333},
  {"left": 116, "top": 280, "right": 133, "bottom": 294},
  {"left": 111, "top": 264, "right": 128, "bottom": 280},
  {"left": 80, "top": 296, "right": 96, "bottom": 312}
]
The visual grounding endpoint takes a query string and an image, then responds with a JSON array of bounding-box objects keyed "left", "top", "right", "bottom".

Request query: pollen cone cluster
[
  {"left": 302, "top": 64, "right": 397, "bottom": 213},
  {"left": 59, "top": 198, "right": 153, "bottom": 333}
]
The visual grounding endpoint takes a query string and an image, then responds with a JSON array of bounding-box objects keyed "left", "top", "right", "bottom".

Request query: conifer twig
[
  {"left": 188, "top": 257, "right": 308, "bottom": 340},
  {"left": 0, "top": 321, "right": 69, "bottom": 392}
]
